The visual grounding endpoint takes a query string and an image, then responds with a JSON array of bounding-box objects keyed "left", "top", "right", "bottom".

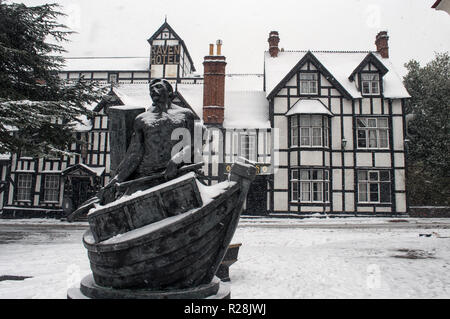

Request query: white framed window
[
  {"left": 300, "top": 73, "right": 318, "bottom": 95},
  {"left": 43, "top": 175, "right": 60, "bottom": 203},
  {"left": 361, "top": 73, "right": 380, "bottom": 95},
  {"left": 290, "top": 115, "right": 329, "bottom": 148},
  {"left": 291, "top": 169, "right": 330, "bottom": 203},
  {"left": 240, "top": 134, "right": 257, "bottom": 162},
  {"left": 17, "top": 174, "right": 32, "bottom": 202},
  {"left": 357, "top": 117, "right": 389, "bottom": 149},
  {"left": 358, "top": 170, "right": 391, "bottom": 203},
  {"left": 290, "top": 117, "right": 299, "bottom": 146}
]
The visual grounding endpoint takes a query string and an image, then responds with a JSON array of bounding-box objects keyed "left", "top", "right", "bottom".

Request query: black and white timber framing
[{"left": 0, "top": 22, "right": 410, "bottom": 218}]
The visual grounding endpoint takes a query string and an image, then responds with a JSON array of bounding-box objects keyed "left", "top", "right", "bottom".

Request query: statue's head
[{"left": 150, "top": 79, "right": 174, "bottom": 112}]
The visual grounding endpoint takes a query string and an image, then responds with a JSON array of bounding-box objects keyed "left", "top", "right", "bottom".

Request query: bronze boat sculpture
[{"left": 68, "top": 79, "right": 256, "bottom": 299}]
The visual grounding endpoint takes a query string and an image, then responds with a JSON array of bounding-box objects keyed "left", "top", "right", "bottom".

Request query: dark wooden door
[
  {"left": 245, "top": 175, "right": 267, "bottom": 216},
  {"left": 71, "top": 177, "right": 94, "bottom": 209}
]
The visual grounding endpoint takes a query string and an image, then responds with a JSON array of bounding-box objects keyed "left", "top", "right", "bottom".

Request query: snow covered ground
[{"left": 0, "top": 217, "right": 449, "bottom": 299}]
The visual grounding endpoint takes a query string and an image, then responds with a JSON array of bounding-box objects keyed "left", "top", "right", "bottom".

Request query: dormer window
[
  {"left": 299, "top": 73, "right": 318, "bottom": 95},
  {"left": 361, "top": 73, "right": 380, "bottom": 95}
]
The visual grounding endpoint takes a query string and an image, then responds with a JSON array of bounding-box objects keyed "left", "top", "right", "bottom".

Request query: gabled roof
[
  {"left": 93, "top": 89, "right": 124, "bottom": 113},
  {"left": 264, "top": 51, "right": 410, "bottom": 100},
  {"left": 348, "top": 52, "right": 389, "bottom": 81},
  {"left": 147, "top": 21, "right": 196, "bottom": 72},
  {"left": 286, "top": 99, "right": 334, "bottom": 117},
  {"left": 266, "top": 51, "right": 354, "bottom": 100},
  {"left": 62, "top": 163, "right": 105, "bottom": 177}
]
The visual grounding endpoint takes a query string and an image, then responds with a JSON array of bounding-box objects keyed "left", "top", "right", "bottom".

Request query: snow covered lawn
[{"left": 0, "top": 218, "right": 449, "bottom": 299}]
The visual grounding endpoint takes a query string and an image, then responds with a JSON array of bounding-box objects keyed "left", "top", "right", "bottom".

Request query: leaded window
[
  {"left": 290, "top": 115, "right": 329, "bottom": 148},
  {"left": 300, "top": 73, "right": 318, "bottom": 95},
  {"left": 358, "top": 170, "right": 391, "bottom": 203},
  {"left": 43, "top": 175, "right": 60, "bottom": 203},
  {"left": 357, "top": 117, "right": 389, "bottom": 149},
  {"left": 291, "top": 169, "right": 330, "bottom": 203},
  {"left": 361, "top": 73, "right": 380, "bottom": 95},
  {"left": 17, "top": 174, "right": 32, "bottom": 202},
  {"left": 240, "top": 134, "right": 257, "bottom": 162}
]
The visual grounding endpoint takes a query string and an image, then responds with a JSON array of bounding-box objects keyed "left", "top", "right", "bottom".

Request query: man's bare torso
[{"left": 134, "top": 105, "right": 194, "bottom": 177}]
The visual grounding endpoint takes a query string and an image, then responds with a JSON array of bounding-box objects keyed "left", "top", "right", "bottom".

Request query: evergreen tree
[
  {"left": 0, "top": 2, "right": 105, "bottom": 157},
  {"left": 403, "top": 52, "right": 450, "bottom": 206}
]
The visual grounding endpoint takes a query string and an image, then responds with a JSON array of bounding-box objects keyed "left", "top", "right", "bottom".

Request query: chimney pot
[
  {"left": 209, "top": 44, "right": 214, "bottom": 56},
  {"left": 268, "top": 31, "right": 280, "bottom": 57},
  {"left": 216, "top": 39, "right": 223, "bottom": 56},
  {"left": 375, "top": 31, "right": 389, "bottom": 59}
]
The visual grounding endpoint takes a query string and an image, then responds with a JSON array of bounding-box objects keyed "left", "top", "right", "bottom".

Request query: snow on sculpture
[{"left": 67, "top": 79, "right": 256, "bottom": 299}]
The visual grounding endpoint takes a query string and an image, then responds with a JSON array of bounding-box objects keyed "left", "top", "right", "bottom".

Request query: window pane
[
  {"left": 362, "top": 82, "right": 370, "bottom": 94},
  {"left": 312, "top": 128, "right": 322, "bottom": 146},
  {"left": 300, "top": 170, "right": 309, "bottom": 180},
  {"left": 371, "top": 82, "right": 379, "bottom": 94},
  {"left": 379, "top": 129, "right": 388, "bottom": 148},
  {"left": 309, "top": 81, "right": 316, "bottom": 93},
  {"left": 370, "top": 183, "right": 379, "bottom": 202},
  {"left": 380, "top": 171, "right": 390, "bottom": 181},
  {"left": 380, "top": 182, "right": 391, "bottom": 203},
  {"left": 17, "top": 174, "right": 32, "bottom": 201},
  {"left": 378, "top": 118, "right": 388, "bottom": 128},
  {"left": 357, "top": 119, "right": 367, "bottom": 128},
  {"left": 301, "top": 182, "right": 311, "bottom": 201},
  {"left": 300, "top": 128, "right": 310, "bottom": 146},
  {"left": 368, "top": 119, "right": 377, "bottom": 127},
  {"left": 313, "top": 182, "right": 323, "bottom": 201},
  {"left": 292, "top": 169, "right": 298, "bottom": 180},
  {"left": 357, "top": 130, "right": 367, "bottom": 148},
  {"left": 358, "top": 183, "right": 368, "bottom": 202},
  {"left": 300, "top": 116, "right": 310, "bottom": 126},
  {"left": 311, "top": 116, "right": 322, "bottom": 127},
  {"left": 369, "top": 130, "right": 377, "bottom": 147},
  {"left": 292, "top": 181, "right": 299, "bottom": 201},
  {"left": 358, "top": 171, "right": 368, "bottom": 181},
  {"left": 369, "top": 172, "right": 379, "bottom": 181}
]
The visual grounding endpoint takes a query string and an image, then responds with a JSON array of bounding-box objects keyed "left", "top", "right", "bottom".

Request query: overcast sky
[{"left": 12, "top": 0, "right": 450, "bottom": 75}]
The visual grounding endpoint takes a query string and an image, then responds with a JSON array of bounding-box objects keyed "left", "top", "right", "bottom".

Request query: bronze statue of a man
[{"left": 106, "top": 79, "right": 197, "bottom": 198}]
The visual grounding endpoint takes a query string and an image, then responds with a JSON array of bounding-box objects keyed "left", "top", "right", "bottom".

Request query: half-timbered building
[{"left": 0, "top": 22, "right": 410, "bottom": 218}]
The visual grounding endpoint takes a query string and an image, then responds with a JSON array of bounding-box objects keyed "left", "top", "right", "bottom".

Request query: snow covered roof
[
  {"left": 113, "top": 83, "right": 153, "bottom": 108},
  {"left": 73, "top": 114, "right": 92, "bottom": 132},
  {"left": 286, "top": 99, "right": 334, "bottom": 117},
  {"left": 62, "top": 163, "right": 105, "bottom": 177},
  {"left": 177, "top": 74, "right": 270, "bottom": 129},
  {"left": 62, "top": 57, "right": 149, "bottom": 72},
  {"left": 0, "top": 153, "right": 11, "bottom": 161},
  {"left": 264, "top": 51, "right": 410, "bottom": 99}
]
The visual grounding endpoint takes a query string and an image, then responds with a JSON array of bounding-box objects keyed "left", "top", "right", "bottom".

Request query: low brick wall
[{"left": 408, "top": 206, "right": 450, "bottom": 218}]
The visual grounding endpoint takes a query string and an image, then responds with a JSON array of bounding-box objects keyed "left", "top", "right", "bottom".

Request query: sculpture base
[{"left": 67, "top": 274, "right": 230, "bottom": 299}]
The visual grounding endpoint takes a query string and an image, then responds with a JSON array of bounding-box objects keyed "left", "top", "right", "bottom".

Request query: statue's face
[{"left": 150, "top": 81, "right": 169, "bottom": 106}]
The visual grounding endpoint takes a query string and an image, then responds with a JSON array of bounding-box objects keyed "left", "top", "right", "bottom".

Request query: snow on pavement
[
  {"left": 0, "top": 218, "right": 449, "bottom": 299},
  {"left": 231, "top": 226, "right": 450, "bottom": 299}
]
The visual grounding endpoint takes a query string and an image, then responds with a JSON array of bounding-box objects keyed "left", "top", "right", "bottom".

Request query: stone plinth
[{"left": 67, "top": 275, "right": 230, "bottom": 299}]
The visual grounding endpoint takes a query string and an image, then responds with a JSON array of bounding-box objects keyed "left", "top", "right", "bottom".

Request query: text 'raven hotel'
[{"left": 0, "top": 22, "right": 410, "bottom": 218}]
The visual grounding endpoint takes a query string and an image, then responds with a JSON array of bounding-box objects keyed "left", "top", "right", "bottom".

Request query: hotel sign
[{"left": 151, "top": 45, "right": 181, "bottom": 65}]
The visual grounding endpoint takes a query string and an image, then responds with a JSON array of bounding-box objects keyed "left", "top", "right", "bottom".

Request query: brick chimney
[
  {"left": 375, "top": 31, "right": 389, "bottom": 59},
  {"left": 203, "top": 40, "right": 227, "bottom": 126},
  {"left": 268, "top": 31, "right": 280, "bottom": 57}
]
